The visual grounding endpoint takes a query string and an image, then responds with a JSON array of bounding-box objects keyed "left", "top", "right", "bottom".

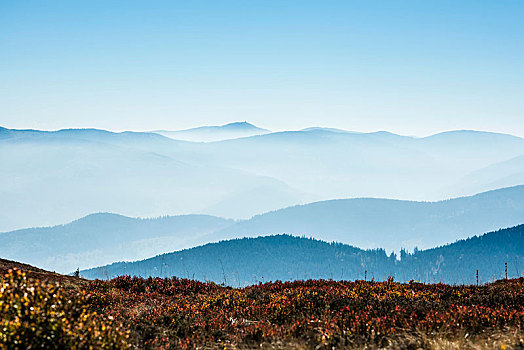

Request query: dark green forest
[{"left": 81, "top": 224, "right": 524, "bottom": 286}]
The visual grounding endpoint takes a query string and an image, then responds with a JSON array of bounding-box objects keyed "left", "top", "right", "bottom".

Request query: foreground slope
[
  {"left": 3, "top": 266, "right": 524, "bottom": 349},
  {"left": 81, "top": 224, "right": 524, "bottom": 285},
  {"left": 85, "top": 275, "right": 524, "bottom": 349},
  {"left": 0, "top": 258, "right": 86, "bottom": 287}
]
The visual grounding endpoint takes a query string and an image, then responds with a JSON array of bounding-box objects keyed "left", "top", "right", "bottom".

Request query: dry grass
[{"left": 212, "top": 330, "right": 524, "bottom": 349}]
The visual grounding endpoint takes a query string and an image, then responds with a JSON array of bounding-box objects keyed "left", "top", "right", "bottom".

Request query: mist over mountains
[
  {"left": 0, "top": 124, "right": 310, "bottom": 231},
  {"left": 2, "top": 122, "right": 524, "bottom": 278},
  {"left": 2, "top": 123, "right": 524, "bottom": 232},
  {"left": 2, "top": 186, "right": 524, "bottom": 274},
  {"left": 207, "top": 185, "right": 524, "bottom": 252}
]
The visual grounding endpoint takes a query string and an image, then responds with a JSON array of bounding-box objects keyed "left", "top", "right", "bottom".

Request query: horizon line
[{"left": 2, "top": 123, "right": 523, "bottom": 139}]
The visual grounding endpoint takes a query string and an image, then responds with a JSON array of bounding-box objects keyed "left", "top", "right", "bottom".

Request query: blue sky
[{"left": 1, "top": 1, "right": 523, "bottom": 135}]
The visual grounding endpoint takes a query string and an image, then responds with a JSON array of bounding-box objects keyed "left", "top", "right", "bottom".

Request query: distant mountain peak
[
  {"left": 195, "top": 121, "right": 269, "bottom": 132},
  {"left": 221, "top": 121, "right": 266, "bottom": 131},
  {"left": 153, "top": 121, "right": 270, "bottom": 142}
]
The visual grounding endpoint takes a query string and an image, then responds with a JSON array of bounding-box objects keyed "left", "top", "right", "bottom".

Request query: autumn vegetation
[
  {"left": 1, "top": 267, "right": 523, "bottom": 349},
  {"left": 0, "top": 270, "right": 128, "bottom": 349}
]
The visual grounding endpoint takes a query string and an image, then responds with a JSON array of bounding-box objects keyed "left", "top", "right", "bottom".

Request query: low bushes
[{"left": 0, "top": 270, "right": 129, "bottom": 349}]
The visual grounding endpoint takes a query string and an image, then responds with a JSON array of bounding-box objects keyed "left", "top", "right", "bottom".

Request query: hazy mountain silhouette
[
  {"left": 0, "top": 213, "right": 233, "bottom": 273},
  {"left": 0, "top": 126, "right": 309, "bottom": 231},
  {"left": 207, "top": 185, "right": 524, "bottom": 252},
  {"left": 446, "top": 154, "right": 524, "bottom": 196},
  {"left": 154, "top": 121, "right": 270, "bottom": 142},
  {"left": 191, "top": 129, "right": 524, "bottom": 202},
  {"left": 3, "top": 186, "right": 524, "bottom": 273},
  {"left": 3, "top": 125, "right": 524, "bottom": 231},
  {"left": 0, "top": 127, "right": 175, "bottom": 144},
  {"left": 80, "top": 225, "right": 524, "bottom": 286}
]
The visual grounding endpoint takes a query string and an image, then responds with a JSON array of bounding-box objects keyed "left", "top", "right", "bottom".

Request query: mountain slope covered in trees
[
  {"left": 81, "top": 224, "right": 524, "bottom": 286},
  {"left": 3, "top": 186, "right": 524, "bottom": 274}
]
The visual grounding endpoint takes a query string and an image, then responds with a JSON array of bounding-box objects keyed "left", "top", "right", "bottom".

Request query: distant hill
[
  {"left": 80, "top": 225, "right": 524, "bottom": 286},
  {"left": 446, "top": 154, "right": 524, "bottom": 196},
  {"left": 3, "top": 186, "right": 524, "bottom": 273},
  {"left": 0, "top": 213, "right": 233, "bottom": 273},
  {"left": 399, "top": 224, "right": 524, "bottom": 284},
  {"left": 0, "top": 125, "right": 307, "bottom": 231},
  {"left": 208, "top": 185, "right": 524, "bottom": 252},
  {"left": 153, "top": 121, "right": 271, "bottom": 142},
  {"left": 192, "top": 128, "right": 524, "bottom": 202},
  {"left": 3, "top": 125, "right": 524, "bottom": 231},
  {"left": 0, "top": 126, "right": 175, "bottom": 144}
]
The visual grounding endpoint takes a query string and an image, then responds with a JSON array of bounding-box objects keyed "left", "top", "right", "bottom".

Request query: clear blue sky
[{"left": 1, "top": 1, "right": 523, "bottom": 135}]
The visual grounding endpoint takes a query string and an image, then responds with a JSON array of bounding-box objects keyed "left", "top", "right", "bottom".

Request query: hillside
[
  {"left": 0, "top": 258, "right": 86, "bottom": 287},
  {"left": 0, "top": 213, "right": 233, "bottom": 273},
  {"left": 400, "top": 224, "right": 524, "bottom": 283},
  {"left": 4, "top": 186, "right": 524, "bottom": 274},
  {"left": 3, "top": 266, "right": 524, "bottom": 349},
  {"left": 81, "top": 224, "right": 524, "bottom": 285},
  {"left": 210, "top": 185, "right": 524, "bottom": 252}
]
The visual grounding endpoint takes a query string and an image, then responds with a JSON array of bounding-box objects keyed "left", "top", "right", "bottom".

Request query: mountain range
[
  {"left": 206, "top": 185, "right": 524, "bottom": 252},
  {"left": 0, "top": 124, "right": 309, "bottom": 231},
  {"left": 2, "top": 123, "right": 524, "bottom": 232},
  {"left": 80, "top": 224, "right": 524, "bottom": 286},
  {"left": 2, "top": 186, "right": 524, "bottom": 273},
  {"left": 0, "top": 214, "right": 232, "bottom": 273}
]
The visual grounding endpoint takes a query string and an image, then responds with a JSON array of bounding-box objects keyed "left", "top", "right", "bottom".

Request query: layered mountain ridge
[{"left": 2, "top": 186, "right": 524, "bottom": 273}]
